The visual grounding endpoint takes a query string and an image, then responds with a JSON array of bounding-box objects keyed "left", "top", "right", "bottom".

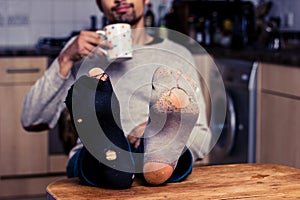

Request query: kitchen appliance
[{"left": 205, "top": 58, "right": 257, "bottom": 165}]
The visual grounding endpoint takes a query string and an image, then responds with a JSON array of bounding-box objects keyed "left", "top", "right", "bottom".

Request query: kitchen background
[
  {"left": 1, "top": 0, "right": 300, "bottom": 199},
  {"left": 0, "top": 0, "right": 299, "bottom": 47}
]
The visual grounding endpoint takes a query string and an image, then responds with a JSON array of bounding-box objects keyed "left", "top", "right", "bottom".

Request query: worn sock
[
  {"left": 143, "top": 67, "right": 199, "bottom": 169},
  {"left": 65, "top": 73, "right": 135, "bottom": 187}
]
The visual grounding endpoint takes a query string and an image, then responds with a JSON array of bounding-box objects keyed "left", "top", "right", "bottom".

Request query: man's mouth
[{"left": 112, "top": 3, "right": 134, "bottom": 14}]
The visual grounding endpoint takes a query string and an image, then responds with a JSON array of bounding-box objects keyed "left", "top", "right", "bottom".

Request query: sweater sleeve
[{"left": 21, "top": 58, "right": 75, "bottom": 129}]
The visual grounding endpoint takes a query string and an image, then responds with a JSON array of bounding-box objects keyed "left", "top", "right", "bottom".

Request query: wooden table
[{"left": 47, "top": 164, "right": 300, "bottom": 199}]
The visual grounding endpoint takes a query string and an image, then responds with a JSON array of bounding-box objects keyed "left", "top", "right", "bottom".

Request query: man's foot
[
  {"left": 143, "top": 67, "right": 199, "bottom": 185},
  {"left": 65, "top": 68, "right": 135, "bottom": 188}
]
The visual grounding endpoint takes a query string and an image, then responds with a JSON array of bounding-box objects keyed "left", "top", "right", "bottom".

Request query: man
[{"left": 21, "top": 0, "right": 210, "bottom": 188}]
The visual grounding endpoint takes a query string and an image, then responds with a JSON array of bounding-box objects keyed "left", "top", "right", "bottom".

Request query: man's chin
[
  {"left": 114, "top": 14, "right": 133, "bottom": 23},
  {"left": 110, "top": 11, "right": 140, "bottom": 25}
]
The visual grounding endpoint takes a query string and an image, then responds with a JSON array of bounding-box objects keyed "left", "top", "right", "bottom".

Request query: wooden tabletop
[{"left": 46, "top": 164, "right": 300, "bottom": 200}]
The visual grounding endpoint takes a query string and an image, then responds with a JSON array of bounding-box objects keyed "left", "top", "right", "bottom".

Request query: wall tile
[
  {"left": 30, "top": 1, "right": 53, "bottom": 22},
  {"left": 74, "top": 0, "right": 103, "bottom": 29},
  {"left": 74, "top": 20, "right": 91, "bottom": 31},
  {"left": 7, "top": 0, "right": 30, "bottom": 15},
  {"left": 29, "top": 23, "right": 52, "bottom": 44},
  {"left": 0, "top": 0, "right": 8, "bottom": 26},
  {"left": 7, "top": 26, "right": 30, "bottom": 46},
  {"left": 53, "top": 0, "right": 74, "bottom": 22},
  {"left": 0, "top": 29, "right": 7, "bottom": 46},
  {"left": 0, "top": 0, "right": 8, "bottom": 45},
  {"left": 75, "top": 0, "right": 97, "bottom": 20},
  {"left": 53, "top": 22, "right": 73, "bottom": 38}
]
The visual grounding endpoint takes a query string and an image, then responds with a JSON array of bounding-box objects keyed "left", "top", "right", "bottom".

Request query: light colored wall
[
  {"left": 0, "top": 0, "right": 174, "bottom": 47},
  {"left": 0, "top": 0, "right": 103, "bottom": 46}
]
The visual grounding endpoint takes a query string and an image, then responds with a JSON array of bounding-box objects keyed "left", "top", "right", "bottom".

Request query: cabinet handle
[{"left": 6, "top": 68, "right": 40, "bottom": 74}]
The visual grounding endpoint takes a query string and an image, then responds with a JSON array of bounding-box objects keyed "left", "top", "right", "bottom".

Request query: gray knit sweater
[{"left": 21, "top": 37, "right": 211, "bottom": 160}]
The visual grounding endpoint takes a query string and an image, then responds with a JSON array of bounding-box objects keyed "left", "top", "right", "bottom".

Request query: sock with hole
[
  {"left": 65, "top": 75, "right": 135, "bottom": 188},
  {"left": 143, "top": 67, "right": 199, "bottom": 169}
]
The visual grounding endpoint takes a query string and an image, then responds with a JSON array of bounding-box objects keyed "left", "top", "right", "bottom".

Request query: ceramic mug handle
[{"left": 96, "top": 30, "right": 108, "bottom": 56}]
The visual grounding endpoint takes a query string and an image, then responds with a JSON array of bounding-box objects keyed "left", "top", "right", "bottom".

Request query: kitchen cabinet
[
  {"left": 0, "top": 57, "right": 48, "bottom": 176},
  {"left": 0, "top": 57, "right": 67, "bottom": 197},
  {"left": 256, "top": 62, "right": 300, "bottom": 168}
]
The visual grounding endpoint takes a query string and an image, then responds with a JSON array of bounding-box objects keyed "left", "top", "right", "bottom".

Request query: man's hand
[
  {"left": 127, "top": 122, "right": 147, "bottom": 149},
  {"left": 58, "top": 30, "right": 113, "bottom": 77}
]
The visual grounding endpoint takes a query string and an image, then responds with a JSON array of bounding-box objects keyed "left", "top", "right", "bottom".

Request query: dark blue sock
[{"left": 65, "top": 75, "right": 135, "bottom": 189}]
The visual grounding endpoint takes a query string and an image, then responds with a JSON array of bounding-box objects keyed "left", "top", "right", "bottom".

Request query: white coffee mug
[{"left": 96, "top": 23, "right": 133, "bottom": 61}]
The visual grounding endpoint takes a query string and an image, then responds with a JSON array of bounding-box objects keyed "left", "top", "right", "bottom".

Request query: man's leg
[
  {"left": 143, "top": 67, "right": 199, "bottom": 185},
  {"left": 65, "top": 72, "right": 135, "bottom": 189}
]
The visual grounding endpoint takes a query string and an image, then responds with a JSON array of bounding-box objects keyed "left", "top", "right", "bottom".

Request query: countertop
[
  {"left": 47, "top": 164, "right": 300, "bottom": 200},
  {"left": 205, "top": 47, "right": 300, "bottom": 67},
  {"left": 0, "top": 46, "right": 61, "bottom": 58},
  {"left": 1, "top": 46, "right": 300, "bottom": 67}
]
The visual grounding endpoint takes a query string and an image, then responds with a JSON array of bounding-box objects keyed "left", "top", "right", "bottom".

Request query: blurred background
[
  {"left": 0, "top": 0, "right": 298, "bottom": 47},
  {"left": 1, "top": 0, "right": 300, "bottom": 199}
]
